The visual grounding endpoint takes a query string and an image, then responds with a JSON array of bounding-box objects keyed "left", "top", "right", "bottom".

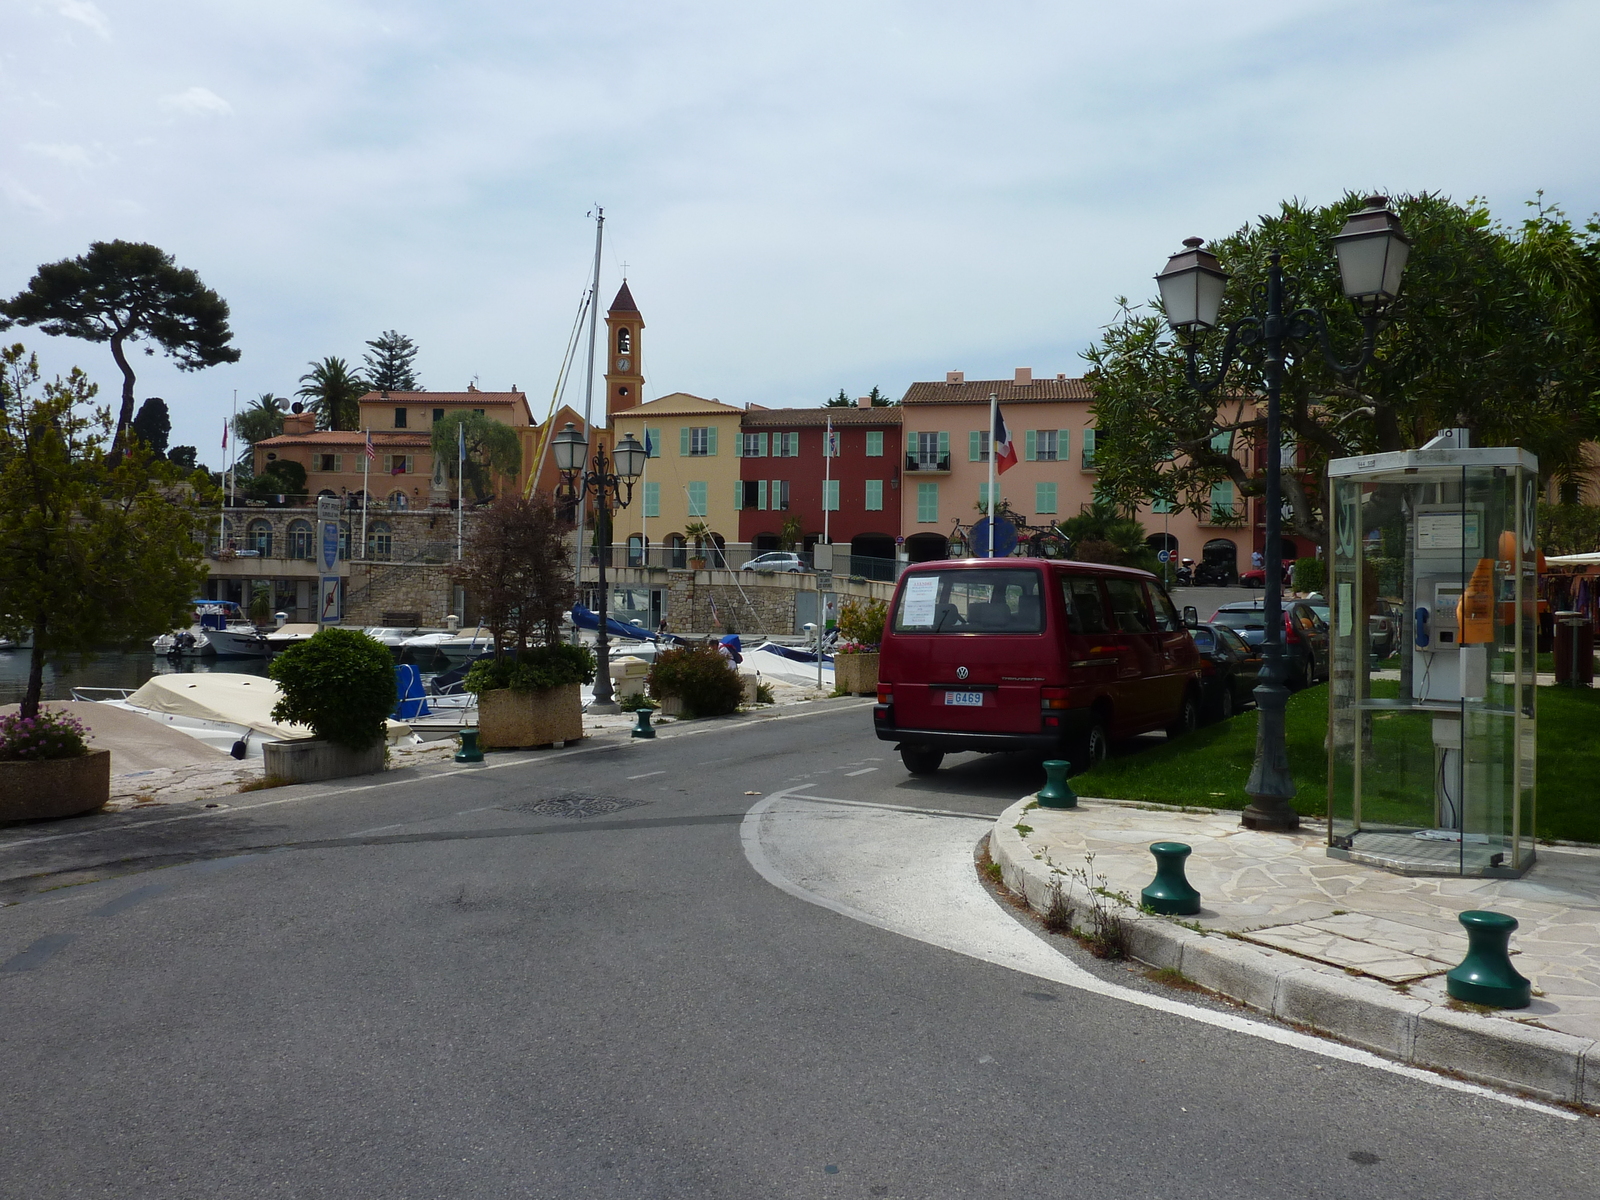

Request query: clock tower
[{"left": 605, "top": 281, "right": 645, "bottom": 420}]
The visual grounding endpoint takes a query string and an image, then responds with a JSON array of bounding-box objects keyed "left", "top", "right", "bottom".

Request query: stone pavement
[{"left": 990, "top": 797, "right": 1600, "bottom": 1105}]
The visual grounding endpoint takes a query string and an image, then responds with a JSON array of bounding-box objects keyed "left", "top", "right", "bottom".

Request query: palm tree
[
  {"left": 297, "top": 357, "right": 367, "bottom": 431},
  {"left": 232, "top": 392, "right": 285, "bottom": 471}
]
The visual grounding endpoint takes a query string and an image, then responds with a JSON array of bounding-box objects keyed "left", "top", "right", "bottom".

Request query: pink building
[{"left": 897, "top": 370, "right": 1256, "bottom": 580}]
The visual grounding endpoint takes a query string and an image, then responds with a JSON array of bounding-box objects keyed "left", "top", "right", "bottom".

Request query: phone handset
[{"left": 1413, "top": 606, "right": 1431, "bottom": 648}]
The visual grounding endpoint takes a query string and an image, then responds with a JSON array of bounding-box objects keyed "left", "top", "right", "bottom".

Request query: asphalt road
[{"left": 1, "top": 701, "right": 1594, "bottom": 1198}]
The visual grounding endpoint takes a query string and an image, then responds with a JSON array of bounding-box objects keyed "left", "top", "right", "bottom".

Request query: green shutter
[
  {"left": 1211, "top": 481, "right": 1234, "bottom": 518},
  {"left": 969, "top": 430, "right": 982, "bottom": 462},
  {"left": 1035, "top": 482, "right": 1057, "bottom": 514},
  {"left": 937, "top": 431, "right": 949, "bottom": 462},
  {"left": 1082, "top": 428, "right": 1096, "bottom": 466},
  {"left": 865, "top": 479, "right": 882, "bottom": 510},
  {"left": 866, "top": 431, "right": 882, "bottom": 457},
  {"left": 646, "top": 427, "right": 661, "bottom": 458},
  {"left": 758, "top": 432, "right": 769, "bottom": 457},
  {"left": 679, "top": 427, "right": 690, "bottom": 456},
  {"left": 825, "top": 479, "right": 840, "bottom": 511},
  {"left": 1057, "top": 430, "right": 1070, "bottom": 461},
  {"left": 1025, "top": 430, "right": 1037, "bottom": 461},
  {"left": 1211, "top": 430, "right": 1232, "bottom": 453},
  {"left": 733, "top": 431, "right": 743, "bottom": 457},
  {"left": 917, "top": 482, "right": 938, "bottom": 522},
  {"left": 758, "top": 480, "right": 768, "bottom": 510},
  {"left": 643, "top": 481, "right": 659, "bottom": 517},
  {"left": 733, "top": 481, "right": 743, "bottom": 510},
  {"left": 707, "top": 427, "right": 717, "bottom": 456}
]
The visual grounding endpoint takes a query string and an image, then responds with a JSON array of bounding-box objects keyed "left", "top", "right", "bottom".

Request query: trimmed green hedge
[
  {"left": 269, "top": 628, "right": 397, "bottom": 749},
  {"left": 647, "top": 645, "right": 743, "bottom": 717},
  {"left": 463, "top": 644, "right": 596, "bottom": 695}
]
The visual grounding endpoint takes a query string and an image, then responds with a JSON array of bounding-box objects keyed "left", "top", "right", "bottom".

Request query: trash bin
[{"left": 1553, "top": 612, "right": 1595, "bottom": 685}]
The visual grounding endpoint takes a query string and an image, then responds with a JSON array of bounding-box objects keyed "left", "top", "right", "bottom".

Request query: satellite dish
[
  {"left": 290, "top": 401, "right": 304, "bottom": 414},
  {"left": 275, "top": 396, "right": 290, "bottom": 411}
]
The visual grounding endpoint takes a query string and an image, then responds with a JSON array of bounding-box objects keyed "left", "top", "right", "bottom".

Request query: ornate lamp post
[
  {"left": 1155, "top": 196, "right": 1410, "bottom": 831},
  {"left": 552, "top": 422, "right": 647, "bottom": 713}
]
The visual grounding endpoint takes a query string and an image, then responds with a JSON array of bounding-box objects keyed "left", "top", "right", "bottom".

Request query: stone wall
[{"left": 343, "top": 561, "right": 461, "bottom": 627}]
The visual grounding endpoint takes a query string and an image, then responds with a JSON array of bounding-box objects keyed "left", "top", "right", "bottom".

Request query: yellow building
[{"left": 611, "top": 393, "right": 745, "bottom": 565}]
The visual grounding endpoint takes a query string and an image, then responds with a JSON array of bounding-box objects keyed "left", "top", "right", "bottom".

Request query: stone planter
[
  {"left": 0, "top": 749, "right": 111, "bottom": 822},
  {"left": 263, "top": 738, "right": 385, "bottom": 784},
  {"left": 835, "top": 651, "right": 879, "bottom": 696},
  {"left": 478, "top": 683, "right": 584, "bottom": 750}
]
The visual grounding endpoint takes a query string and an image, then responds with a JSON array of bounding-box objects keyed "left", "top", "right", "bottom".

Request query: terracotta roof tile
[
  {"left": 260, "top": 430, "right": 432, "bottom": 449},
  {"left": 739, "top": 407, "right": 902, "bottom": 427},
  {"left": 358, "top": 390, "right": 525, "bottom": 405},
  {"left": 900, "top": 377, "right": 1094, "bottom": 405}
]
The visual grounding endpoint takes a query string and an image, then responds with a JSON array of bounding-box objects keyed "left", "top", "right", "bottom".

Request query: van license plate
[{"left": 944, "top": 690, "right": 984, "bottom": 707}]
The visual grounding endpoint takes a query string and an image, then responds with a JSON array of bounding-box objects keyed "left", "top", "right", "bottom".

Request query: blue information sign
[
  {"left": 971, "top": 516, "right": 1017, "bottom": 558},
  {"left": 320, "top": 521, "right": 339, "bottom": 572}
]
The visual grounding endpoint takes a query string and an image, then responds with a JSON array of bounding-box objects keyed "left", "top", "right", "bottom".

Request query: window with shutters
[
  {"left": 771, "top": 480, "right": 790, "bottom": 511},
  {"left": 393, "top": 408, "right": 407, "bottom": 428},
  {"left": 687, "top": 427, "right": 710, "bottom": 456},
  {"left": 315, "top": 453, "right": 342, "bottom": 473},
  {"left": 1082, "top": 428, "right": 1097, "bottom": 469},
  {"left": 1151, "top": 495, "right": 1175, "bottom": 514},
  {"left": 865, "top": 431, "right": 883, "bottom": 457},
  {"left": 823, "top": 480, "right": 840, "bottom": 511},
  {"left": 1028, "top": 430, "right": 1057, "bottom": 461},
  {"left": 1035, "top": 482, "right": 1057, "bottom": 514},
  {"left": 978, "top": 483, "right": 1000, "bottom": 507},
  {"left": 969, "top": 430, "right": 991, "bottom": 462},
  {"left": 1210, "top": 480, "right": 1235, "bottom": 520},
  {"left": 914, "top": 431, "right": 948, "bottom": 468},
  {"left": 687, "top": 481, "right": 707, "bottom": 517},
  {"left": 643, "top": 482, "right": 660, "bottom": 518},
  {"left": 384, "top": 455, "right": 413, "bottom": 475},
  {"left": 917, "top": 482, "right": 939, "bottom": 522},
  {"left": 742, "top": 432, "right": 767, "bottom": 457},
  {"left": 865, "top": 479, "right": 883, "bottom": 510},
  {"left": 645, "top": 427, "right": 662, "bottom": 458}
]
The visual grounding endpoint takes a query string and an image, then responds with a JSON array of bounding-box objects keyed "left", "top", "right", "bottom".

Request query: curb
[{"left": 991, "top": 797, "right": 1598, "bottom": 1108}]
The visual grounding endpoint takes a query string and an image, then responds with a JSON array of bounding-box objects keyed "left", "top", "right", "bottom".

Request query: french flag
[{"left": 993, "top": 407, "right": 1018, "bottom": 474}]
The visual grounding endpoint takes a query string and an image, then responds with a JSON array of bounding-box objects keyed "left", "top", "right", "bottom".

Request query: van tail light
[
  {"left": 1040, "top": 686, "right": 1070, "bottom": 711},
  {"left": 876, "top": 683, "right": 893, "bottom": 705},
  {"left": 1200, "top": 659, "right": 1216, "bottom": 676},
  {"left": 1283, "top": 614, "right": 1302, "bottom": 644}
]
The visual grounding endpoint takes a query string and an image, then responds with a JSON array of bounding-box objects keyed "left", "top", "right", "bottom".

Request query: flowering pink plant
[
  {"left": 0, "top": 709, "right": 90, "bottom": 761},
  {"left": 834, "top": 640, "right": 877, "bottom": 656}
]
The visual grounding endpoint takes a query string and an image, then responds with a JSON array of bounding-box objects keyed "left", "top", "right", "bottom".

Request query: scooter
[{"left": 1175, "top": 559, "right": 1195, "bottom": 587}]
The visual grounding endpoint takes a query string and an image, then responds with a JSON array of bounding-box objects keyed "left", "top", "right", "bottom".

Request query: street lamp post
[
  {"left": 1155, "top": 196, "right": 1410, "bottom": 831},
  {"left": 552, "top": 422, "right": 648, "bottom": 714}
]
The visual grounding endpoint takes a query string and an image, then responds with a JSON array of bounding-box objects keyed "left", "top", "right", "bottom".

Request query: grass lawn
[{"left": 1076, "top": 682, "right": 1600, "bottom": 844}]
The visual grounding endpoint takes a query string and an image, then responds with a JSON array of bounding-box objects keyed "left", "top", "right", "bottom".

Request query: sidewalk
[{"left": 990, "top": 797, "right": 1600, "bottom": 1107}]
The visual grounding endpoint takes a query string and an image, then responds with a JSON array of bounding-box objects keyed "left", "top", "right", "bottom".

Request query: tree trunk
[
  {"left": 22, "top": 621, "right": 47, "bottom": 719},
  {"left": 109, "top": 333, "right": 138, "bottom": 453}
]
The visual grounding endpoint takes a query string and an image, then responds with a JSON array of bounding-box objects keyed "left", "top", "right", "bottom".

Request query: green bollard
[
  {"left": 632, "top": 706, "right": 657, "bottom": 739},
  {"left": 1037, "top": 759, "right": 1077, "bottom": 809},
  {"left": 1446, "top": 910, "right": 1531, "bottom": 1009},
  {"left": 454, "top": 728, "right": 484, "bottom": 764},
  {"left": 1141, "top": 842, "right": 1201, "bottom": 915}
]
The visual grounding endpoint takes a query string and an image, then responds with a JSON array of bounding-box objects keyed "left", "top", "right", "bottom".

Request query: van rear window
[{"left": 893, "top": 568, "right": 1044, "bottom": 633}]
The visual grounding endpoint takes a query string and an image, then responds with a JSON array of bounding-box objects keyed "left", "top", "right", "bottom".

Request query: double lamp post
[
  {"left": 1154, "top": 195, "right": 1411, "bottom": 831},
  {"left": 551, "top": 422, "right": 648, "bottom": 714}
]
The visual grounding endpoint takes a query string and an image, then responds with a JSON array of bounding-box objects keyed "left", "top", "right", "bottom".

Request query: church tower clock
[{"left": 604, "top": 282, "right": 645, "bottom": 421}]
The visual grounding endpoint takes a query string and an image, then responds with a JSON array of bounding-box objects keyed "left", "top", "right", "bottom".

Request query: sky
[{"left": 3, "top": 0, "right": 1598, "bottom": 468}]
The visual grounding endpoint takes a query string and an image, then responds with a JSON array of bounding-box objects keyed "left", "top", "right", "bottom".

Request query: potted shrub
[
  {"left": 248, "top": 583, "right": 275, "bottom": 629},
  {"left": 684, "top": 520, "right": 711, "bottom": 569},
  {"left": 0, "top": 708, "right": 109, "bottom": 821},
  {"left": 647, "top": 644, "right": 744, "bottom": 718},
  {"left": 834, "top": 596, "right": 887, "bottom": 696},
  {"left": 464, "top": 643, "right": 595, "bottom": 749},
  {"left": 265, "top": 627, "right": 397, "bottom": 782}
]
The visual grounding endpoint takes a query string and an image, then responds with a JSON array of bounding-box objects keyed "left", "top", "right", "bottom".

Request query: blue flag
[
  {"left": 643, "top": 429, "right": 654, "bottom": 458},
  {"left": 457, "top": 419, "right": 466, "bottom": 462}
]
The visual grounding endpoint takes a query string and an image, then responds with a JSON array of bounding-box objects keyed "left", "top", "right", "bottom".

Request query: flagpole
[
  {"left": 987, "top": 392, "right": 997, "bottom": 558},
  {"left": 361, "top": 428, "right": 370, "bottom": 558},
  {"left": 228, "top": 390, "right": 238, "bottom": 508},
  {"left": 574, "top": 207, "right": 604, "bottom": 640},
  {"left": 456, "top": 421, "right": 464, "bottom": 560},
  {"left": 641, "top": 433, "right": 648, "bottom": 566},
  {"left": 219, "top": 417, "right": 228, "bottom": 552}
]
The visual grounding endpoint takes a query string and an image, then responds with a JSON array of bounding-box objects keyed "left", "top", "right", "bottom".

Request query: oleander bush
[
  {"left": 647, "top": 644, "right": 743, "bottom": 717},
  {"left": 835, "top": 597, "right": 888, "bottom": 652},
  {"left": 269, "top": 627, "right": 397, "bottom": 749}
]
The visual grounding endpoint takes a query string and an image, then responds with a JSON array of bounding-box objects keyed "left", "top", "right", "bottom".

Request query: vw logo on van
[{"left": 956, "top": 666, "right": 969, "bottom": 680}]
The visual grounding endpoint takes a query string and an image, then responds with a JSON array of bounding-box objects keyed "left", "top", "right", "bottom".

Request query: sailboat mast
[{"left": 573, "top": 207, "right": 604, "bottom": 638}]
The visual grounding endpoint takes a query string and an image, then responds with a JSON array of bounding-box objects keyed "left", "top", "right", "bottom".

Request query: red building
[{"left": 736, "top": 402, "right": 903, "bottom": 576}]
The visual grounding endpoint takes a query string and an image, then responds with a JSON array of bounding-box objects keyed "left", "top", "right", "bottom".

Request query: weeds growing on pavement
[
  {"left": 237, "top": 776, "right": 291, "bottom": 793},
  {"left": 1064, "top": 852, "right": 1132, "bottom": 960},
  {"left": 984, "top": 860, "right": 1004, "bottom": 884},
  {"left": 1013, "top": 823, "right": 1034, "bottom": 838},
  {"left": 1043, "top": 879, "right": 1075, "bottom": 934}
]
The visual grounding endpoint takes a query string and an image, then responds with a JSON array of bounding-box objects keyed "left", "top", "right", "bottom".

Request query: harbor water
[{"left": 0, "top": 649, "right": 269, "bottom": 708}]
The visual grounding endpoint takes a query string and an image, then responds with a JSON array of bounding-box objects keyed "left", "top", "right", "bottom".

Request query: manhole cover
[{"left": 504, "top": 792, "right": 650, "bottom": 820}]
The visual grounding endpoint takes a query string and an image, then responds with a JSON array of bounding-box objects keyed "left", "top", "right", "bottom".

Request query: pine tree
[{"left": 364, "top": 330, "right": 421, "bottom": 392}]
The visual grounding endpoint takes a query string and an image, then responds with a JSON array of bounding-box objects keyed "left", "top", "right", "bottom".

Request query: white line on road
[
  {"left": 628, "top": 771, "right": 667, "bottom": 780},
  {"left": 785, "top": 791, "right": 993, "bottom": 821},
  {"left": 740, "top": 788, "right": 1577, "bottom": 1122},
  {"left": 844, "top": 768, "right": 878, "bottom": 776}
]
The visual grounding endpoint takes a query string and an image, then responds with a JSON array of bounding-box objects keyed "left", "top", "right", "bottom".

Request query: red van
[{"left": 873, "top": 558, "right": 1202, "bottom": 774}]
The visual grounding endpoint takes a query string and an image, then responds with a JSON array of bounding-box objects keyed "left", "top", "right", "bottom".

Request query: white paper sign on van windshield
[{"left": 901, "top": 576, "right": 939, "bottom": 627}]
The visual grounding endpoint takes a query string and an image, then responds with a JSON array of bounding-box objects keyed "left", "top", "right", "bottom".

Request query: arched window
[
  {"left": 667, "top": 534, "right": 686, "bottom": 570},
  {"left": 317, "top": 489, "right": 338, "bottom": 501},
  {"left": 367, "top": 522, "right": 393, "bottom": 561},
  {"left": 338, "top": 522, "right": 351, "bottom": 561},
  {"left": 616, "top": 327, "right": 631, "bottom": 355},
  {"left": 245, "top": 518, "right": 273, "bottom": 557},
  {"left": 627, "top": 534, "right": 644, "bottom": 567},
  {"left": 388, "top": 490, "right": 408, "bottom": 511},
  {"left": 288, "top": 519, "right": 314, "bottom": 561}
]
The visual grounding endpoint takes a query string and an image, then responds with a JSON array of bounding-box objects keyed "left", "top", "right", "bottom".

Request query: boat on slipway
[{"left": 72, "top": 674, "right": 420, "bottom": 760}]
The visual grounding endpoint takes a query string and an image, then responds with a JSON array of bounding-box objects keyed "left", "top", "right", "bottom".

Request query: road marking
[
  {"left": 628, "top": 771, "right": 667, "bottom": 780},
  {"left": 741, "top": 787, "right": 1578, "bottom": 1122},
  {"left": 786, "top": 792, "right": 993, "bottom": 822},
  {"left": 0, "top": 701, "right": 877, "bottom": 855},
  {"left": 844, "top": 767, "right": 878, "bottom": 776}
]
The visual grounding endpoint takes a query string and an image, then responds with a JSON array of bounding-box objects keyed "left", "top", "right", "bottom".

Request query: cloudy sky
[{"left": 3, "top": 0, "right": 1597, "bottom": 466}]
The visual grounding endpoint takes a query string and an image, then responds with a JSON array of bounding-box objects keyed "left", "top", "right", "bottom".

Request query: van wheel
[
  {"left": 1166, "top": 691, "right": 1200, "bottom": 740},
  {"left": 1073, "top": 721, "right": 1109, "bottom": 774},
  {"left": 900, "top": 745, "right": 944, "bottom": 775}
]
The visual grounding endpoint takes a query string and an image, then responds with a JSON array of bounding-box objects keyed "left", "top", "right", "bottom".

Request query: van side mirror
[{"left": 1182, "top": 605, "right": 1199, "bottom": 629}]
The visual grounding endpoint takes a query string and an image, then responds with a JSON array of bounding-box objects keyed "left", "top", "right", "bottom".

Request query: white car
[{"left": 741, "top": 552, "right": 806, "bottom": 573}]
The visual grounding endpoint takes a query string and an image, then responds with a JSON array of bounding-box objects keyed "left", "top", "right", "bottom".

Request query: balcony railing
[{"left": 904, "top": 454, "right": 951, "bottom": 473}]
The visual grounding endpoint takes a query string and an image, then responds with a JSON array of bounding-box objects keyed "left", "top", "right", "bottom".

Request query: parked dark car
[
  {"left": 1369, "top": 600, "right": 1402, "bottom": 659},
  {"left": 1208, "top": 599, "right": 1329, "bottom": 689},
  {"left": 1189, "top": 622, "right": 1262, "bottom": 720}
]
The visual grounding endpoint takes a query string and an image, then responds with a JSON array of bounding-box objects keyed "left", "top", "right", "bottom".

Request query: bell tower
[{"left": 605, "top": 281, "right": 645, "bottom": 420}]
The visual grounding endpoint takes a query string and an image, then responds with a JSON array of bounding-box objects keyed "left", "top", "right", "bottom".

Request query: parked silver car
[{"left": 741, "top": 552, "right": 806, "bottom": 574}]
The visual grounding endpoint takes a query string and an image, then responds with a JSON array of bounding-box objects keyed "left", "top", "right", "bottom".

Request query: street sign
[
  {"left": 317, "top": 496, "right": 342, "bottom": 522},
  {"left": 320, "top": 521, "right": 340, "bottom": 572},
  {"left": 318, "top": 576, "right": 341, "bottom": 625},
  {"left": 815, "top": 570, "right": 833, "bottom": 591},
  {"left": 972, "top": 516, "right": 1017, "bottom": 557},
  {"left": 1158, "top": 550, "right": 1170, "bottom": 563}
]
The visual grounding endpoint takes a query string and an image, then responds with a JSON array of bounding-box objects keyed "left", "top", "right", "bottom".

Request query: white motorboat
[
  {"left": 202, "top": 624, "right": 269, "bottom": 658},
  {"left": 153, "top": 627, "right": 211, "bottom": 657},
  {"left": 264, "top": 622, "right": 320, "bottom": 652},
  {"left": 72, "top": 674, "right": 420, "bottom": 760}
]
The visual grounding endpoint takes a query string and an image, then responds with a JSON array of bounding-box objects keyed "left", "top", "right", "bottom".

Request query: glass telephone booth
[{"left": 1327, "top": 438, "right": 1538, "bottom": 877}]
